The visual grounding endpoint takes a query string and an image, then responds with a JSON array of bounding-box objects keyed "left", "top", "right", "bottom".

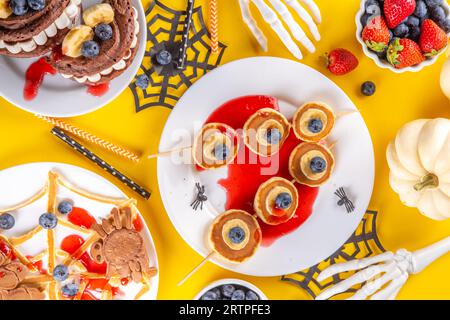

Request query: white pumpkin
[{"left": 386, "top": 118, "right": 450, "bottom": 221}]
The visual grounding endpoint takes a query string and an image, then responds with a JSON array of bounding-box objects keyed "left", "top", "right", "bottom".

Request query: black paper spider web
[
  {"left": 129, "top": 0, "right": 227, "bottom": 112},
  {"left": 281, "top": 210, "right": 385, "bottom": 299}
]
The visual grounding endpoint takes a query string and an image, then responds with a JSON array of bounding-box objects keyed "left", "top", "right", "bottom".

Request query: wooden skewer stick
[
  {"left": 178, "top": 252, "right": 215, "bottom": 286},
  {"left": 336, "top": 109, "right": 358, "bottom": 118},
  {"left": 147, "top": 145, "right": 192, "bottom": 159}
]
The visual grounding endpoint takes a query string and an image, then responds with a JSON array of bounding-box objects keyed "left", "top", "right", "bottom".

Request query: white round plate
[
  {"left": 194, "top": 279, "right": 268, "bottom": 300},
  {"left": 157, "top": 57, "right": 375, "bottom": 277},
  {"left": 0, "top": 162, "right": 159, "bottom": 300},
  {"left": 0, "top": 0, "right": 146, "bottom": 117}
]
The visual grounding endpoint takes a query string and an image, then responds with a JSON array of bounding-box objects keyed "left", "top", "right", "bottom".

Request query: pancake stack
[
  {"left": 292, "top": 102, "right": 335, "bottom": 142},
  {"left": 52, "top": 0, "right": 139, "bottom": 85},
  {"left": 0, "top": 0, "right": 81, "bottom": 57}
]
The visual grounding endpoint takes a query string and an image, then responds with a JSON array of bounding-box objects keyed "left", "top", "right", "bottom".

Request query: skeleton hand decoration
[
  {"left": 239, "top": 0, "right": 321, "bottom": 60},
  {"left": 316, "top": 236, "right": 450, "bottom": 300}
]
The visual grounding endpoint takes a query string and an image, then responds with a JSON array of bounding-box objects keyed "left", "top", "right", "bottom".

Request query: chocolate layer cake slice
[
  {"left": 52, "top": 0, "right": 139, "bottom": 85},
  {"left": 0, "top": 0, "right": 81, "bottom": 57}
]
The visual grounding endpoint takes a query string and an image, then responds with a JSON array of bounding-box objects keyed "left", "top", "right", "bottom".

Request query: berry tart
[
  {"left": 0, "top": 0, "right": 81, "bottom": 57},
  {"left": 208, "top": 210, "right": 262, "bottom": 263},
  {"left": 192, "top": 123, "right": 240, "bottom": 170},
  {"left": 289, "top": 142, "right": 335, "bottom": 187},
  {"left": 243, "top": 108, "right": 291, "bottom": 156},
  {"left": 253, "top": 177, "right": 299, "bottom": 225},
  {"left": 51, "top": 0, "right": 139, "bottom": 85},
  {"left": 357, "top": 0, "right": 450, "bottom": 71}
]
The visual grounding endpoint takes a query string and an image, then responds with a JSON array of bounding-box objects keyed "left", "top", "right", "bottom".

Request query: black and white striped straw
[{"left": 51, "top": 127, "right": 151, "bottom": 200}]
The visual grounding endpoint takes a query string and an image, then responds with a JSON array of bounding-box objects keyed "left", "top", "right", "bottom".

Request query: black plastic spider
[
  {"left": 334, "top": 187, "right": 355, "bottom": 213},
  {"left": 191, "top": 182, "right": 207, "bottom": 211}
]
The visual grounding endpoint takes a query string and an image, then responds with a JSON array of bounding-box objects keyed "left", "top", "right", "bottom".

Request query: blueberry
[
  {"left": 57, "top": 201, "right": 73, "bottom": 215},
  {"left": 364, "top": 0, "right": 378, "bottom": 10},
  {"left": 53, "top": 264, "right": 69, "bottom": 282},
  {"left": 27, "top": 0, "right": 45, "bottom": 11},
  {"left": 39, "top": 213, "right": 57, "bottom": 229},
  {"left": 156, "top": 50, "right": 173, "bottom": 66},
  {"left": 265, "top": 128, "right": 282, "bottom": 144},
  {"left": 440, "top": 18, "right": 450, "bottom": 32},
  {"left": 360, "top": 13, "right": 375, "bottom": 26},
  {"left": 135, "top": 74, "right": 149, "bottom": 90},
  {"left": 245, "top": 290, "right": 260, "bottom": 300},
  {"left": 10, "top": 0, "right": 28, "bottom": 15},
  {"left": 94, "top": 23, "right": 113, "bottom": 41},
  {"left": 310, "top": 157, "right": 327, "bottom": 174},
  {"left": 430, "top": 5, "right": 446, "bottom": 24},
  {"left": 414, "top": 1, "right": 428, "bottom": 18},
  {"left": 393, "top": 23, "right": 409, "bottom": 37},
  {"left": 366, "top": 4, "right": 381, "bottom": 15},
  {"left": 81, "top": 40, "right": 99, "bottom": 58},
  {"left": 275, "top": 192, "right": 292, "bottom": 209},
  {"left": 406, "top": 16, "right": 420, "bottom": 27},
  {"left": 389, "top": 30, "right": 394, "bottom": 41},
  {"left": 424, "top": 0, "right": 443, "bottom": 7},
  {"left": 211, "top": 288, "right": 221, "bottom": 299},
  {"left": 231, "top": 289, "right": 245, "bottom": 300},
  {"left": 228, "top": 226, "right": 246, "bottom": 244},
  {"left": 213, "top": 144, "right": 230, "bottom": 161},
  {"left": 409, "top": 26, "right": 421, "bottom": 41},
  {"left": 61, "top": 282, "right": 79, "bottom": 297},
  {"left": 361, "top": 81, "right": 376, "bottom": 96},
  {"left": 308, "top": 118, "right": 323, "bottom": 133},
  {"left": 201, "top": 291, "right": 218, "bottom": 300},
  {"left": 221, "top": 284, "right": 235, "bottom": 298},
  {"left": 0, "top": 213, "right": 15, "bottom": 230}
]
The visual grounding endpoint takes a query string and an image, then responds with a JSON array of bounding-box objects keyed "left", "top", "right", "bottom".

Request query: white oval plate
[
  {"left": 157, "top": 57, "right": 375, "bottom": 277},
  {"left": 0, "top": 0, "right": 146, "bottom": 117},
  {"left": 0, "top": 162, "right": 159, "bottom": 300}
]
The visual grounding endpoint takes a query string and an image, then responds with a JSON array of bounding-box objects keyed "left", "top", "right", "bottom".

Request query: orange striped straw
[
  {"left": 209, "top": 0, "right": 219, "bottom": 54},
  {"left": 36, "top": 115, "right": 141, "bottom": 163}
]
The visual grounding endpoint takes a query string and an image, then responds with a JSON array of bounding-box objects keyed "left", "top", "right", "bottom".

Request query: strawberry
[
  {"left": 362, "top": 16, "right": 391, "bottom": 53},
  {"left": 384, "top": 0, "right": 416, "bottom": 29},
  {"left": 387, "top": 38, "right": 425, "bottom": 69},
  {"left": 325, "top": 49, "right": 359, "bottom": 75},
  {"left": 419, "top": 19, "right": 448, "bottom": 57}
]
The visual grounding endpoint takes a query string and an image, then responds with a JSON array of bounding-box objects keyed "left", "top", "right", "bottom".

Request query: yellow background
[{"left": 0, "top": 0, "right": 449, "bottom": 300}]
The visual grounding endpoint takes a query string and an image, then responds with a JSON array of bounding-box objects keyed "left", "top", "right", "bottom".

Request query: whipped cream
[
  {"left": 0, "top": 0, "right": 82, "bottom": 54},
  {"left": 61, "top": 7, "right": 140, "bottom": 84}
]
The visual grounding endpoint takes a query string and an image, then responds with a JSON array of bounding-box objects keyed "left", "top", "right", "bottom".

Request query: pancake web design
[
  {"left": 281, "top": 210, "right": 385, "bottom": 299},
  {"left": 129, "top": 0, "right": 227, "bottom": 112}
]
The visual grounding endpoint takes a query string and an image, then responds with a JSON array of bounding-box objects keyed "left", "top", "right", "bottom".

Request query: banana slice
[
  {"left": 0, "top": 0, "right": 12, "bottom": 19},
  {"left": 83, "top": 3, "right": 115, "bottom": 27},
  {"left": 62, "top": 25, "right": 94, "bottom": 58}
]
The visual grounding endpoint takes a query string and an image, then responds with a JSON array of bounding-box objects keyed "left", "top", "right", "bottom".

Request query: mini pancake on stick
[
  {"left": 192, "top": 123, "right": 240, "bottom": 169},
  {"left": 208, "top": 209, "right": 262, "bottom": 263},
  {"left": 289, "top": 142, "right": 335, "bottom": 187},
  {"left": 243, "top": 108, "right": 290, "bottom": 156},
  {"left": 253, "top": 177, "right": 299, "bottom": 225},
  {"left": 148, "top": 123, "right": 239, "bottom": 170},
  {"left": 292, "top": 102, "right": 335, "bottom": 142},
  {"left": 178, "top": 209, "right": 261, "bottom": 286}
]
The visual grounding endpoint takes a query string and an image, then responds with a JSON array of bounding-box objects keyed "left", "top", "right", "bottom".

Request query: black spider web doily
[
  {"left": 281, "top": 210, "right": 386, "bottom": 299},
  {"left": 129, "top": 0, "right": 227, "bottom": 112}
]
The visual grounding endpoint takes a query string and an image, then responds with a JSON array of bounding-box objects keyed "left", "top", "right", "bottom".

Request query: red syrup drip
[
  {"left": 87, "top": 82, "right": 110, "bottom": 97},
  {"left": 204, "top": 95, "right": 319, "bottom": 247},
  {"left": 80, "top": 278, "right": 121, "bottom": 300},
  {"left": 61, "top": 234, "right": 107, "bottom": 275},
  {"left": 26, "top": 255, "right": 46, "bottom": 274},
  {"left": 68, "top": 207, "right": 96, "bottom": 229},
  {"left": 23, "top": 57, "right": 56, "bottom": 100},
  {"left": 0, "top": 241, "right": 15, "bottom": 260},
  {"left": 133, "top": 216, "right": 143, "bottom": 232}
]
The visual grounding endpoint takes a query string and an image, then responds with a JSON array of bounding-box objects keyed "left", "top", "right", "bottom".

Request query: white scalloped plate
[
  {"left": 157, "top": 57, "right": 375, "bottom": 277},
  {"left": 0, "top": 162, "right": 159, "bottom": 300},
  {"left": 0, "top": 0, "right": 146, "bottom": 117}
]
